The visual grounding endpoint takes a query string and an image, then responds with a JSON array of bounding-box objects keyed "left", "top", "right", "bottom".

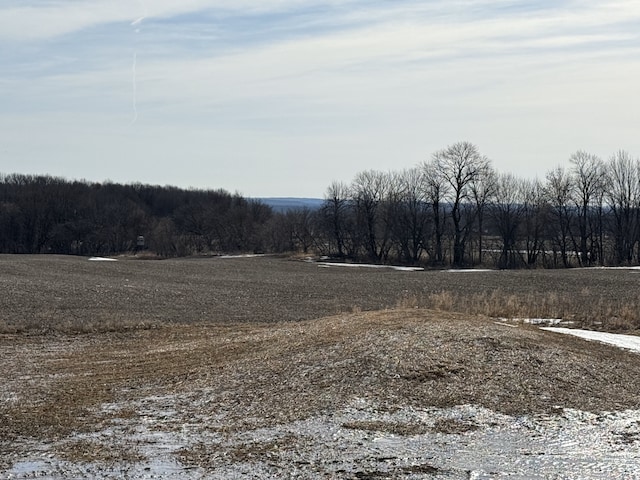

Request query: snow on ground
[
  {"left": 218, "top": 254, "right": 267, "bottom": 259},
  {"left": 444, "top": 269, "right": 494, "bottom": 273},
  {"left": 88, "top": 257, "right": 117, "bottom": 262},
  {"left": 318, "top": 262, "right": 424, "bottom": 272},
  {"left": 497, "top": 318, "right": 566, "bottom": 326},
  {"left": 542, "top": 327, "right": 640, "bottom": 355},
  {"left": 5, "top": 399, "right": 640, "bottom": 479},
  {"left": 586, "top": 266, "right": 640, "bottom": 270}
]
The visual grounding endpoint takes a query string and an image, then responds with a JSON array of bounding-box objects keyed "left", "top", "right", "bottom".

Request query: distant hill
[{"left": 258, "top": 197, "right": 324, "bottom": 212}]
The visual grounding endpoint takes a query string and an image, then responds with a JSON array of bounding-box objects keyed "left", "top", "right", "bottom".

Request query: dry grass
[{"left": 399, "top": 288, "right": 640, "bottom": 332}]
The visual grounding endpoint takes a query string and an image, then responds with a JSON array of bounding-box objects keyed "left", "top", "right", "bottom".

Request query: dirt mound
[
  {"left": 4, "top": 309, "right": 640, "bottom": 476},
  {"left": 3, "top": 309, "right": 640, "bottom": 442}
]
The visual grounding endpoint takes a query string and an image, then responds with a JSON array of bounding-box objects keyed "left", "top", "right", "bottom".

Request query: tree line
[
  {"left": 0, "top": 174, "right": 272, "bottom": 256},
  {"left": 2, "top": 141, "right": 639, "bottom": 268},
  {"left": 305, "top": 142, "right": 640, "bottom": 268}
]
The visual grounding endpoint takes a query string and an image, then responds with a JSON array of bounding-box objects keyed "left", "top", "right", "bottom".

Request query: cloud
[
  {"left": 6, "top": 0, "right": 640, "bottom": 133},
  {"left": 3, "top": 0, "right": 640, "bottom": 196},
  {"left": 0, "top": 0, "right": 356, "bottom": 42}
]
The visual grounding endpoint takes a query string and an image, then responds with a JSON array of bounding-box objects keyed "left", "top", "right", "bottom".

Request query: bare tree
[
  {"left": 520, "top": 178, "right": 548, "bottom": 267},
  {"left": 470, "top": 165, "right": 497, "bottom": 266},
  {"left": 490, "top": 173, "right": 527, "bottom": 269},
  {"left": 545, "top": 167, "right": 576, "bottom": 267},
  {"left": 605, "top": 150, "right": 640, "bottom": 265},
  {"left": 287, "top": 207, "right": 315, "bottom": 254},
  {"left": 351, "top": 170, "right": 393, "bottom": 262},
  {"left": 569, "top": 150, "right": 605, "bottom": 266},
  {"left": 433, "top": 141, "right": 491, "bottom": 267},
  {"left": 390, "top": 168, "right": 429, "bottom": 264},
  {"left": 421, "top": 160, "right": 449, "bottom": 265},
  {"left": 321, "top": 181, "right": 351, "bottom": 258}
]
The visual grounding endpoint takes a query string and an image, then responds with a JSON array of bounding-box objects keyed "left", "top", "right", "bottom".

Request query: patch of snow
[
  {"left": 586, "top": 266, "right": 640, "bottom": 270},
  {"left": 524, "top": 318, "right": 564, "bottom": 325},
  {"left": 88, "top": 257, "right": 117, "bottom": 262},
  {"left": 318, "top": 262, "right": 424, "bottom": 272},
  {"left": 218, "top": 254, "right": 266, "bottom": 259},
  {"left": 495, "top": 318, "right": 574, "bottom": 327},
  {"left": 444, "top": 269, "right": 494, "bottom": 273},
  {"left": 542, "top": 327, "right": 640, "bottom": 354},
  {"left": 498, "top": 318, "right": 565, "bottom": 325},
  {"left": 388, "top": 266, "right": 424, "bottom": 272}
]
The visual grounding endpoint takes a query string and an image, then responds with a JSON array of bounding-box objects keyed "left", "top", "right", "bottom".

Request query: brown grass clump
[{"left": 402, "top": 288, "right": 640, "bottom": 332}]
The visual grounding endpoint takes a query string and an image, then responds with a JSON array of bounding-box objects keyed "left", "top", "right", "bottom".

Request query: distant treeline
[
  {"left": 307, "top": 142, "right": 640, "bottom": 268},
  {"left": 2, "top": 141, "right": 640, "bottom": 268},
  {"left": 0, "top": 174, "right": 272, "bottom": 256}
]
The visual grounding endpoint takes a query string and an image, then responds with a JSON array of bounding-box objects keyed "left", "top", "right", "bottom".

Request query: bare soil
[
  {"left": 1, "top": 254, "right": 639, "bottom": 332},
  {"left": 2, "top": 255, "right": 640, "bottom": 477}
]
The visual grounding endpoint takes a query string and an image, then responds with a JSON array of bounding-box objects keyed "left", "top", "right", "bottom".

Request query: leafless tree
[
  {"left": 605, "top": 150, "right": 640, "bottom": 265},
  {"left": 390, "top": 168, "right": 430, "bottom": 264},
  {"left": 286, "top": 208, "right": 315, "bottom": 254},
  {"left": 351, "top": 170, "right": 393, "bottom": 262},
  {"left": 433, "top": 141, "right": 491, "bottom": 267},
  {"left": 520, "top": 178, "right": 548, "bottom": 267},
  {"left": 421, "top": 160, "right": 450, "bottom": 265},
  {"left": 321, "top": 181, "right": 351, "bottom": 258},
  {"left": 490, "top": 173, "right": 527, "bottom": 269},
  {"left": 545, "top": 166, "right": 576, "bottom": 267},
  {"left": 569, "top": 150, "right": 605, "bottom": 266},
  {"left": 470, "top": 165, "right": 497, "bottom": 266}
]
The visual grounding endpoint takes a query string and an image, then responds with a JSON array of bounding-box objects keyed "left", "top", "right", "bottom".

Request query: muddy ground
[{"left": 2, "top": 255, "right": 640, "bottom": 477}]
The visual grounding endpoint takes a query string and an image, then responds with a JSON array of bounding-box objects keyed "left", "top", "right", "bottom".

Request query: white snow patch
[
  {"left": 318, "top": 262, "right": 423, "bottom": 272},
  {"left": 542, "top": 327, "right": 640, "bottom": 354},
  {"left": 505, "top": 318, "right": 565, "bottom": 325},
  {"left": 445, "top": 268, "right": 494, "bottom": 273},
  {"left": 88, "top": 257, "right": 117, "bottom": 262},
  {"left": 523, "top": 318, "right": 564, "bottom": 325},
  {"left": 218, "top": 254, "right": 266, "bottom": 259},
  {"left": 495, "top": 318, "right": 575, "bottom": 328},
  {"left": 586, "top": 266, "right": 640, "bottom": 270}
]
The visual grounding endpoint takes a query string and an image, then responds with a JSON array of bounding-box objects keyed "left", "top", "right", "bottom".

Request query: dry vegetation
[
  {"left": 2, "top": 255, "right": 640, "bottom": 475},
  {"left": 4, "top": 310, "right": 640, "bottom": 465}
]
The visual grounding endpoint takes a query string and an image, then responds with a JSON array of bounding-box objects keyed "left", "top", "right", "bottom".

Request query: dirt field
[
  {"left": 2, "top": 255, "right": 640, "bottom": 478},
  {"left": 1, "top": 254, "right": 639, "bottom": 332}
]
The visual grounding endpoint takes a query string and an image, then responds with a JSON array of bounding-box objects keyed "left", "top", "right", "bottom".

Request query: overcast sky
[{"left": 2, "top": 1, "right": 639, "bottom": 197}]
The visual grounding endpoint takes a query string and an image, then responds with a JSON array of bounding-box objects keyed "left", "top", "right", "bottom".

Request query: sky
[{"left": 1, "top": 1, "right": 639, "bottom": 198}]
